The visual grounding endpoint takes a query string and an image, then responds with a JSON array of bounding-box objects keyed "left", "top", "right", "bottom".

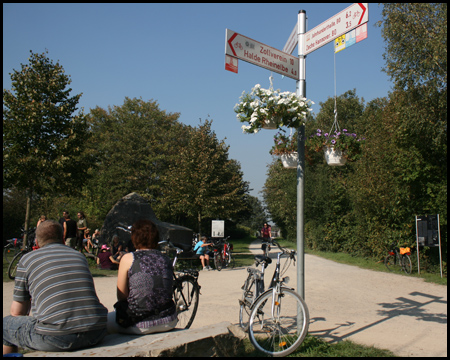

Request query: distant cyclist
[{"left": 261, "top": 223, "right": 272, "bottom": 255}]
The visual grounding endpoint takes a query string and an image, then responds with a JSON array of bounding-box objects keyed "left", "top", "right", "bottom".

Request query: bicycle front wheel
[
  {"left": 173, "top": 275, "right": 200, "bottom": 329},
  {"left": 226, "top": 252, "right": 235, "bottom": 269},
  {"left": 4, "top": 243, "right": 20, "bottom": 264},
  {"left": 248, "top": 288, "right": 309, "bottom": 357},
  {"left": 8, "top": 250, "right": 27, "bottom": 280},
  {"left": 402, "top": 254, "right": 412, "bottom": 274}
]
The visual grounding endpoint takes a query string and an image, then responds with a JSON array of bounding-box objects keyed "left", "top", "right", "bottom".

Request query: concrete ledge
[{"left": 25, "top": 321, "right": 247, "bottom": 357}]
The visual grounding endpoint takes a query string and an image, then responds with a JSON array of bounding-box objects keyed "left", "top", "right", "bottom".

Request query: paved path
[{"left": 3, "top": 241, "right": 447, "bottom": 357}]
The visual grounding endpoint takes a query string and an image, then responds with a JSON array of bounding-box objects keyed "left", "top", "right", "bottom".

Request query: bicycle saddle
[{"left": 254, "top": 255, "right": 272, "bottom": 266}]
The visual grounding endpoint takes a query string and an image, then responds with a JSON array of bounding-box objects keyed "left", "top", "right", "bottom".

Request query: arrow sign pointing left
[{"left": 225, "top": 29, "right": 299, "bottom": 80}]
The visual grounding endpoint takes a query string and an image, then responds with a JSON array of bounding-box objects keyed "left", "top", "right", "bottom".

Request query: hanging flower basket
[
  {"left": 324, "top": 146, "right": 346, "bottom": 166},
  {"left": 307, "top": 128, "right": 365, "bottom": 165},
  {"left": 281, "top": 152, "right": 298, "bottom": 168},
  {"left": 270, "top": 132, "right": 298, "bottom": 168},
  {"left": 270, "top": 132, "right": 297, "bottom": 155},
  {"left": 234, "top": 84, "right": 314, "bottom": 134}
]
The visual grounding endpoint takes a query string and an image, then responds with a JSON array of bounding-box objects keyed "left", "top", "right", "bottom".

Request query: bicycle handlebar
[
  {"left": 270, "top": 239, "right": 296, "bottom": 260},
  {"left": 116, "top": 223, "right": 132, "bottom": 233}
]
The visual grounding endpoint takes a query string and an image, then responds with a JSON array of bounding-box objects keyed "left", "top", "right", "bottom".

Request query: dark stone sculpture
[{"left": 100, "top": 192, "right": 193, "bottom": 249}]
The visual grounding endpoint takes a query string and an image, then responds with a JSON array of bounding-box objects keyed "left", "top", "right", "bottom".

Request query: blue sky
[{"left": 3, "top": 3, "right": 392, "bottom": 202}]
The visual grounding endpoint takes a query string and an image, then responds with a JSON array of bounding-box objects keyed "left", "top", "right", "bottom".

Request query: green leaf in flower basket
[
  {"left": 270, "top": 131, "right": 297, "bottom": 155},
  {"left": 262, "top": 117, "right": 279, "bottom": 129}
]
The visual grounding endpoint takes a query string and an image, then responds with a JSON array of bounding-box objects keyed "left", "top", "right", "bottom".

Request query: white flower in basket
[{"left": 234, "top": 84, "right": 314, "bottom": 134}]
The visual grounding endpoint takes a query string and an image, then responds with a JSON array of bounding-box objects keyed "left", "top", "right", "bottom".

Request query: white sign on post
[
  {"left": 211, "top": 220, "right": 225, "bottom": 238},
  {"left": 303, "top": 3, "right": 368, "bottom": 55},
  {"left": 225, "top": 29, "right": 299, "bottom": 80},
  {"left": 282, "top": 24, "right": 298, "bottom": 55}
]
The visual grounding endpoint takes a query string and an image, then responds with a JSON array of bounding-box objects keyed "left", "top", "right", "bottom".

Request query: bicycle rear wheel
[
  {"left": 173, "top": 275, "right": 200, "bottom": 329},
  {"left": 402, "top": 254, "right": 412, "bottom": 274},
  {"left": 8, "top": 250, "right": 27, "bottom": 280},
  {"left": 239, "top": 275, "right": 257, "bottom": 331},
  {"left": 214, "top": 252, "right": 224, "bottom": 271},
  {"left": 248, "top": 288, "right": 309, "bottom": 357},
  {"left": 384, "top": 254, "right": 395, "bottom": 272}
]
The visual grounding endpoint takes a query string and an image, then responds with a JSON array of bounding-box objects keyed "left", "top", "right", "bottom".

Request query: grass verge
[{"left": 236, "top": 334, "right": 396, "bottom": 357}]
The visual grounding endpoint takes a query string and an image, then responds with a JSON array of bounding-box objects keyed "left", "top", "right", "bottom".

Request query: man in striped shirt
[{"left": 3, "top": 220, "right": 108, "bottom": 355}]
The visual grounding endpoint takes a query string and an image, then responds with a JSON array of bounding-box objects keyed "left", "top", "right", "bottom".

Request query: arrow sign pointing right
[{"left": 303, "top": 3, "right": 368, "bottom": 55}]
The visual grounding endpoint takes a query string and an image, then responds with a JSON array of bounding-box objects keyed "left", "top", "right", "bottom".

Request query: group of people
[
  {"left": 3, "top": 218, "right": 177, "bottom": 355},
  {"left": 48, "top": 210, "right": 98, "bottom": 253},
  {"left": 3, "top": 218, "right": 275, "bottom": 355},
  {"left": 95, "top": 234, "right": 133, "bottom": 271},
  {"left": 186, "top": 223, "right": 273, "bottom": 270}
]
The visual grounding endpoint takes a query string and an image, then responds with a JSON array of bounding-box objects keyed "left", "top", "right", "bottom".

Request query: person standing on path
[
  {"left": 63, "top": 212, "right": 78, "bottom": 249},
  {"left": 76, "top": 211, "right": 88, "bottom": 252}
]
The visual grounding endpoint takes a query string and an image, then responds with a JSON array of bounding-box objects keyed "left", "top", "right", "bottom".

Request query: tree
[
  {"left": 377, "top": 3, "right": 447, "bottom": 93},
  {"left": 3, "top": 50, "right": 90, "bottom": 239},
  {"left": 263, "top": 159, "right": 297, "bottom": 241},
  {"left": 85, "top": 97, "right": 183, "bottom": 220},
  {"left": 377, "top": 3, "right": 447, "bottom": 268},
  {"left": 159, "top": 119, "right": 250, "bottom": 235},
  {"left": 238, "top": 195, "right": 268, "bottom": 232}
]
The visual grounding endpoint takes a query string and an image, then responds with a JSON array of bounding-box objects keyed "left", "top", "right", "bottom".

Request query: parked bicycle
[
  {"left": 7, "top": 228, "right": 37, "bottom": 280},
  {"left": 4, "top": 237, "right": 22, "bottom": 264},
  {"left": 212, "top": 236, "right": 235, "bottom": 271},
  {"left": 385, "top": 243, "right": 412, "bottom": 274},
  {"left": 239, "top": 239, "right": 309, "bottom": 356},
  {"left": 116, "top": 223, "right": 201, "bottom": 329}
]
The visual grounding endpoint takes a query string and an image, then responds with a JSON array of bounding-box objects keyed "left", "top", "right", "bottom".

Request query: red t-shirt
[
  {"left": 261, "top": 226, "right": 271, "bottom": 238},
  {"left": 98, "top": 251, "right": 113, "bottom": 269}
]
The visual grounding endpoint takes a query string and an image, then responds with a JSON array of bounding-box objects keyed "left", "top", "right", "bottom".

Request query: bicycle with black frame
[
  {"left": 211, "top": 236, "right": 235, "bottom": 271},
  {"left": 116, "top": 223, "right": 201, "bottom": 329},
  {"left": 4, "top": 227, "right": 37, "bottom": 264},
  {"left": 239, "top": 238, "right": 309, "bottom": 356},
  {"left": 7, "top": 228, "right": 38, "bottom": 280},
  {"left": 259, "top": 236, "right": 272, "bottom": 257},
  {"left": 384, "top": 243, "right": 412, "bottom": 274}
]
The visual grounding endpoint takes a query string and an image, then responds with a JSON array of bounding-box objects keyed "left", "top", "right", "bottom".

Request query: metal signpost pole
[
  {"left": 226, "top": 2, "right": 368, "bottom": 301},
  {"left": 296, "top": 10, "right": 306, "bottom": 300}
]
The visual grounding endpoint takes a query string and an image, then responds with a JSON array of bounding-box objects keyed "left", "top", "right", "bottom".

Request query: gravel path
[{"left": 3, "top": 241, "right": 447, "bottom": 357}]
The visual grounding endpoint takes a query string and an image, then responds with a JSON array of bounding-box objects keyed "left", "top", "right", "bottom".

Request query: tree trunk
[
  {"left": 197, "top": 211, "right": 202, "bottom": 237},
  {"left": 23, "top": 188, "right": 32, "bottom": 250}
]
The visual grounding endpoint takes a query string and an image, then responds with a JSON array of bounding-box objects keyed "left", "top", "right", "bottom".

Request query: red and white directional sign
[
  {"left": 303, "top": 3, "right": 368, "bottom": 55},
  {"left": 225, "top": 29, "right": 299, "bottom": 80}
]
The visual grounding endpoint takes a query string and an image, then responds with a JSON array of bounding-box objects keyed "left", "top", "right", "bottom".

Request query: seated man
[
  {"left": 193, "top": 236, "right": 213, "bottom": 270},
  {"left": 3, "top": 220, "right": 108, "bottom": 355},
  {"left": 110, "top": 234, "right": 126, "bottom": 262}
]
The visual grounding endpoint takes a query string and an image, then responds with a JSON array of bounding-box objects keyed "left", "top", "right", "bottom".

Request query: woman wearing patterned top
[{"left": 107, "top": 219, "right": 177, "bottom": 334}]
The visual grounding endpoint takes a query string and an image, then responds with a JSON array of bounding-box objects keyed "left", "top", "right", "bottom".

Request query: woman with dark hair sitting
[{"left": 107, "top": 219, "right": 177, "bottom": 334}]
